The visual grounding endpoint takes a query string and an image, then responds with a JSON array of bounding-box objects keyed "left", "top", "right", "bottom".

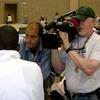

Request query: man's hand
[
  {"left": 51, "top": 77, "right": 65, "bottom": 96},
  {"left": 59, "top": 32, "right": 70, "bottom": 50}
]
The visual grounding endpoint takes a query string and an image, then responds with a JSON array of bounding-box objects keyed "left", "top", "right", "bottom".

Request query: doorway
[{"left": 5, "top": 4, "right": 17, "bottom": 24}]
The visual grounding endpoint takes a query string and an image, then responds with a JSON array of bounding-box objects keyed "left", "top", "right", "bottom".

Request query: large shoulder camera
[{"left": 42, "top": 11, "right": 79, "bottom": 49}]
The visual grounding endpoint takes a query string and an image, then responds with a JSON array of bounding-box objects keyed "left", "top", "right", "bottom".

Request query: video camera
[{"left": 42, "top": 11, "right": 79, "bottom": 49}]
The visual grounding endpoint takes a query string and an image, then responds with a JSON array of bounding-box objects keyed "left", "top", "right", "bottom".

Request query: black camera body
[{"left": 42, "top": 11, "right": 79, "bottom": 49}]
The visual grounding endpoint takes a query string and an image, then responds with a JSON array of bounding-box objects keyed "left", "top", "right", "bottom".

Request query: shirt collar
[{"left": 0, "top": 50, "right": 20, "bottom": 61}]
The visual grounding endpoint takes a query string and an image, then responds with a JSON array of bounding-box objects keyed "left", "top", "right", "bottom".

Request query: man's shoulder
[
  {"left": 18, "top": 59, "right": 41, "bottom": 71},
  {"left": 92, "top": 32, "right": 100, "bottom": 44},
  {"left": 41, "top": 47, "right": 51, "bottom": 52},
  {"left": 93, "top": 31, "right": 100, "bottom": 39},
  {"left": 19, "top": 59, "right": 43, "bottom": 82},
  {"left": 88, "top": 32, "right": 100, "bottom": 44},
  {"left": 39, "top": 47, "right": 51, "bottom": 55}
]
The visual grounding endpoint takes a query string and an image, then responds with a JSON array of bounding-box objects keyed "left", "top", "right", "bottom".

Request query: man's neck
[
  {"left": 30, "top": 45, "right": 39, "bottom": 56},
  {"left": 79, "top": 30, "right": 94, "bottom": 38}
]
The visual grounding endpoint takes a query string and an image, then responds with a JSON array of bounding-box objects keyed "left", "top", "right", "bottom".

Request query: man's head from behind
[
  {"left": 0, "top": 25, "right": 18, "bottom": 50},
  {"left": 72, "top": 6, "right": 96, "bottom": 37},
  {"left": 26, "top": 22, "right": 43, "bottom": 50}
]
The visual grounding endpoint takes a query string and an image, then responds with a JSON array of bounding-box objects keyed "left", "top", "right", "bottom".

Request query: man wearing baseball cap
[
  {"left": 52, "top": 6, "right": 100, "bottom": 100},
  {"left": 73, "top": 6, "right": 95, "bottom": 21}
]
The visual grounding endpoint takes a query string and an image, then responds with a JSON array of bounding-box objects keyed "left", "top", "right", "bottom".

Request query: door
[{"left": 5, "top": 4, "right": 17, "bottom": 24}]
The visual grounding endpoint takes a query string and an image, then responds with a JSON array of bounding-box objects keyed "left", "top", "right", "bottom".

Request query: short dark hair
[
  {"left": 27, "top": 22, "right": 43, "bottom": 37},
  {"left": 0, "top": 25, "right": 19, "bottom": 50}
]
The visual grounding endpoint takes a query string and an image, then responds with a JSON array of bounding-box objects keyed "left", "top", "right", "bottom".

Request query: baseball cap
[{"left": 72, "top": 6, "right": 96, "bottom": 21}]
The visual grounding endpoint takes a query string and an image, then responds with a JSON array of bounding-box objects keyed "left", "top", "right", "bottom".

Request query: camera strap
[
  {"left": 71, "top": 30, "right": 94, "bottom": 50},
  {"left": 73, "top": 31, "right": 94, "bottom": 73}
]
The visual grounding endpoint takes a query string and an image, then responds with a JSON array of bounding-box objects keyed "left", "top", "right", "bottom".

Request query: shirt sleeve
[
  {"left": 90, "top": 38, "right": 100, "bottom": 61},
  {"left": 59, "top": 48, "right": 67, "bottom": 64}
]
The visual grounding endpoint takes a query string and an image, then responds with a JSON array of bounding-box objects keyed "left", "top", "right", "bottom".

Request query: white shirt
[
  {"left": 40, "top": 20, "right": 46, "bottom": 27},
  {"left": 0, "top": 50, "right": 44, "bottom": 100},
  {"left": 7, "top": 16, "right": 12, "bottom": 22},
  {"left": 60, "top": 31, "right": 100, "bottom": 93}
]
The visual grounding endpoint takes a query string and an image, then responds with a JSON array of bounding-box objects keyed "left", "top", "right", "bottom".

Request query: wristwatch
[{"left": 65, "top": 47, "right": 73, "bottom": 53}]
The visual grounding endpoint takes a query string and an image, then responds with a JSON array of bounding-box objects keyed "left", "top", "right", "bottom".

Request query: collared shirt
[
  {"left": 60, "top": 30, "right": 100, "bottom": 93},
  {"left": 0, "top": 50, "right": 44, "bottom": 100},
  {"left": 19, "top": 39, "right": 52, "bottom": 80}
]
